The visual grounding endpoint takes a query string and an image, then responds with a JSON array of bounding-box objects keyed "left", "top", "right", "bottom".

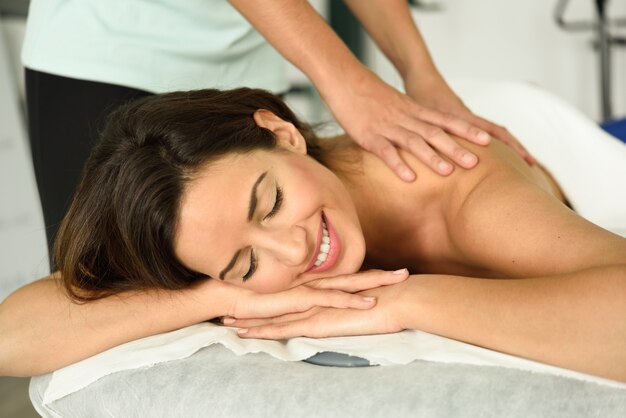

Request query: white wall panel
[
  {"left": 365, "top": 0, "right": 626, "bottom": 121},
  {"left": 0, "top": 18, "right": 49, "bottom": 302}
]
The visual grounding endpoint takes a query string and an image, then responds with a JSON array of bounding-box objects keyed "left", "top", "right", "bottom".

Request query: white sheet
[{"left": 43, "top": 322, "right": 626, "bottom": 405}]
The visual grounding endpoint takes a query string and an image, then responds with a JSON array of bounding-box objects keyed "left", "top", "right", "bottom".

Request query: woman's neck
[{"left": 320, "top": 135, "right": 448, "bottom": 270}]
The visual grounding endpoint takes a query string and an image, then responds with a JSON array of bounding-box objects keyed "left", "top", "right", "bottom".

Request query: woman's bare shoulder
[
  {"left": 339, "top": 136, "right": 626, "bottom": 277},
  {"left": 385, "top": 137, "right": 626, "bottom": 277},
  {"left": 449, "top": 165, "right": 626, "bottom": 277}
]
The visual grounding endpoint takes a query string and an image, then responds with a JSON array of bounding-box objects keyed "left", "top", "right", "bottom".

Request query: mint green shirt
[{"left": 22, "top": 0, "right": 289, "bottom": 94}]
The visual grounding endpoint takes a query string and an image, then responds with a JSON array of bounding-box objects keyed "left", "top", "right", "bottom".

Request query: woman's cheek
[{"left": 246, "top": 273, "right": 293, "bottom": 294}]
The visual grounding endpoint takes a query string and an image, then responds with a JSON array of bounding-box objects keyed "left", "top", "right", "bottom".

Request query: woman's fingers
[
  {"left": 230, "top": 286, "right": 377, "bottom": 319},
  {"left": 224, "top": 309, "right": 314, "bottom": 328},
  {"left": 237, "top": 319, "right": 327, "bottom": 340},
  {"left": 306, "top": 268, "right": 409, "bottom": 293},
  {"left": 235, "top": 308, "right": 396, "bottom": 340}
]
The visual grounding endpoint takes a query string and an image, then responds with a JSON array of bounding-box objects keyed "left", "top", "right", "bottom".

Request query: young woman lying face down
[{"left": 49, "top": 88, "right": 626, "bottom": 382}]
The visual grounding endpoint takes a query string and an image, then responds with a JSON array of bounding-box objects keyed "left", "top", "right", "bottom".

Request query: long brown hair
[{"left": 55, "top": 88, "right": 330, "bottom": 302}]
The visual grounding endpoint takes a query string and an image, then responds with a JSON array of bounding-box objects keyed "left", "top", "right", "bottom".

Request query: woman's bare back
[{"left": 338, "top": 135, "right": 625, "bottom": 278}]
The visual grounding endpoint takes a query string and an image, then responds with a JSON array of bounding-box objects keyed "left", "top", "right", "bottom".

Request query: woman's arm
[
  {"left": 399, "top": 268, "right": 626, "bottom": 382},
  {"left": 0, "top": 270, "right": 396, "bottom": 376},
  {"left": 0, "top": 275, "right": 227, "bottom": 376},
  {"left": 229, "top": 266, "right": 626, "bottom": 382}
]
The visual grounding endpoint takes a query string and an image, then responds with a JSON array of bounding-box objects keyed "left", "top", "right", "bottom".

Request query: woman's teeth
[{"left": 314, "top": 219, "right": 330, "bottom": 267}]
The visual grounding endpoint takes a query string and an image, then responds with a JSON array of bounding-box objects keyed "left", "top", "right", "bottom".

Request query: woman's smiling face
[{"left": 174, "top": 111, "right": 366, "bottom": 293}]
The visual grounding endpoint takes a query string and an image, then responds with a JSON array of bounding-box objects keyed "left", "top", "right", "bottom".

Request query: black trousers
[{"left": 25, "top": 69, "right": 153, "bottom": 266}]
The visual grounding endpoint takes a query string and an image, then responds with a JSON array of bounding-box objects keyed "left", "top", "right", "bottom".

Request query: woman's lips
[{"left": 305, "top": 211, "right": 341, "bottom": 273}]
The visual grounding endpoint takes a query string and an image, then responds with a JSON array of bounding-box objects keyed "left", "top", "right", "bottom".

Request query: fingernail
[
  {"left": 402, "top": 168, "right": 415, "bottom": 181},
  {"left": 462, "top": 154, "right": 477, "bottom": 166},
  {"left": 237, "top": 328, "right": 248, "bottom": 335},
  {"left": 478, "top": 131, "right": 490, "bottom": 142},
  {"left": 223, "top": 317, "right": 235, "bottom": 325},
  {"left": 362, "top": 297, "right": 376, "bottom": 303},
  {"left": 393, "top": 268, "right": 408, "bottom": 275},
  {"left": 438, "top": 161, "right": 452, "bottom": 173}
]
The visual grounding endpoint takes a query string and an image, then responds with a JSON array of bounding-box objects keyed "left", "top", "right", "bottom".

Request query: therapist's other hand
[
  {"left": 222, "top": 268, "right": 410, "bottom": 321},
  {"left": 324, "top": 69, "right": 492, "bottom": 181},
  {"left": 404, "top": 73, "right": 536, "bottom": 166}
]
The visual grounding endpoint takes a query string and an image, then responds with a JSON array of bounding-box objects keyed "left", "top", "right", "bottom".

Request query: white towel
[{"left": 43, "top": 323, "right": 626, "bottom": 405}]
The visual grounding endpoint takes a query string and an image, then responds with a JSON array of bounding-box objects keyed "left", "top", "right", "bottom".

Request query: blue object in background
[{"left": 601, "top": 118, "right": 626, "bottom": 143}]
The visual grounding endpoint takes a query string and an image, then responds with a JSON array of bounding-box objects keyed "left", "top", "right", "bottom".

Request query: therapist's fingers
[
  {"left": 410, "top": 105, "right": 492, "bottom": 148},
  {"left": 393, "top": 124, "right": 479, "bottom": 173},
  {"left": 306, "top": 268, "right": 409, "bottom": 293},
  {"left": 372, "top": 125, "right": 472, "bottom": 178},
  {"left": 471, "top": 115, "right": 537, "bottom": 165},
  {"left": 377, "top": 114, "right": 485, "bottom": 177},
  {"left": 494, "top": 125, "right": 537, "bottom": 165},
  {"left": 327, "top": 73, "right": 488, "bottom": 181},
  {"left": 366, "top": 137, "right": 416, "bottom": 181},
  {"left": 386, "top": 128, "right": 452, "bottom": 176}
]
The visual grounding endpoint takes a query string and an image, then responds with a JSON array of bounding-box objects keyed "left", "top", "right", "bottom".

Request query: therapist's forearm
[
  {"left": 228, "top": 0, "right": 368, "bottom": 97},
  {"left": 403, "top": 266, "right": 626, "bottom": 382},
  {"left": 0, "top": 275, "right": 225, "bottom": 376},
  {"left": 342, "top": 0, "right": 439, "bottom": 80}
]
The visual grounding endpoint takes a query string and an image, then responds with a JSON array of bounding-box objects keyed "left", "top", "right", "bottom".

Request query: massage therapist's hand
[
  {"left": 324, "top": 68, "right": 496, "bottom": 181},
  {"left": 403, "top": 72, "right": 536, "bottom": 166},
  {"left": 223, "top": 269, "right": 413, "bottom": 339},
  {"left": 220, "top": 268, "right": 410, "bottom": 322}
]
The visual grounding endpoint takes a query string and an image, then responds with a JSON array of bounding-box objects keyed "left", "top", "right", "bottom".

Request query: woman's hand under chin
[
  {"left": 222, "top": 270, "right": 416, "bottom": 340},
  {"left": 218, "top": 269, "right": 410, "bottom": 326}
]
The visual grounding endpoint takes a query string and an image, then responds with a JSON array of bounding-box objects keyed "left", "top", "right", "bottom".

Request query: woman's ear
[{"left": 253, "top": 109, "right": 307, "bottom": 155}]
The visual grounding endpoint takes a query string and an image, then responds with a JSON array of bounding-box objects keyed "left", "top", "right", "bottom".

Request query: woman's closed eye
[
  {"left": 263, "top": 185, "right": 283, "bottom": 221},
  {"left": 243, "top": 248, "right": 257, "bottom": 282},
  {"left": 244, "top": 185, "right": 284, "bottom": 282}
]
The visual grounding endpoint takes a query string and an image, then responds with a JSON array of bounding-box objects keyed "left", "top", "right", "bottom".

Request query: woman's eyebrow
[
  {"left": 219, "top": 171, "right": 268, "bottom": 280},
  {"left": 247, "top": 171, "right": 268, "bottom": 221}
]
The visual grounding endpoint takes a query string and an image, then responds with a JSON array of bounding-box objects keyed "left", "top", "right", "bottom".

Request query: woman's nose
[{"left": 261, "top": 225, "right": 308, "bottom": 266}]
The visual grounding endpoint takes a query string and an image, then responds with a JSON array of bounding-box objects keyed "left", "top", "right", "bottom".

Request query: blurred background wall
[{"left": 0, "top": 0, "right": 47, "bottom": 302}]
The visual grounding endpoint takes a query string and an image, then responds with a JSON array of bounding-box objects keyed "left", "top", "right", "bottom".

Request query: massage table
[{"left": 30, "top": 342, "right": 626, "bottom": 418}]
